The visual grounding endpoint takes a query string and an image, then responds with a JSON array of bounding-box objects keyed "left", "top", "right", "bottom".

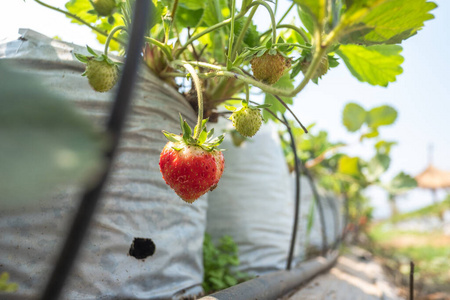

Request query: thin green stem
[
  {"left": 33, "top": 0, "right": 125, "bottom": 46},
  {"left": 174, "top": 2, "right": 250, "bottom": 58},
  {"left": 171, "top": 0, "right": 179, "bottom": 20},
  {"left": 231, "top": 67, "right": 249, "bottom": 103},
  {"left": 260, "top": 24, "right": 310, "bottom": 44},
  {"left": 227, "top": 0, "right": 236, "bottom": 69},
  {"left": 248, "top": 0, "right": 277, "bottom": 44},
  {"left": 232, "top": 5, "right": 258, "bottom": 61},
  {"left": 183, "top": 64, "right": 204, "bottom": 140},
  {"left": 274, "top": 95, "right": 308, "bottom": 133},
  {"left": 277, "top": 2, "right": 294, "bottom": 26},
  {"left": 272, "top": 43, "right": 310, "bottom": 50},
  {"left": 104, "top": 26, "right": 127, "bottom": 55},
  {"left": 144, "top": 37, "right": 173, "bottom": 61}
]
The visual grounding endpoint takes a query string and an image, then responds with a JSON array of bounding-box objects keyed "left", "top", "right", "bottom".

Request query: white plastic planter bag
[
  {"left": 0, "top": 29, "right": 207, "bottom": 299},
  {"left": 206, "top": 121, "right": 294, "bottom": 274}
]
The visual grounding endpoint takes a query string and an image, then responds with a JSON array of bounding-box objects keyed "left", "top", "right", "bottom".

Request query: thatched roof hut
[{"left": 415, "top": 165, "right": 450, "bottom": 189}]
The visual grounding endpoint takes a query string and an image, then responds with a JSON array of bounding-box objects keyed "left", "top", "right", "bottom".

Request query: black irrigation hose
[
  {"left": 323, "top": 194, "right": 339, "bottom": 248},
  {"left": 40, "top": 1, "right": 150, "bottom": 299},
  {"left": 282, "top": 114, "right": 301, "bottom": 270},
  {"left": 301, "top": 164, "right": 328, "bottom": 256}
]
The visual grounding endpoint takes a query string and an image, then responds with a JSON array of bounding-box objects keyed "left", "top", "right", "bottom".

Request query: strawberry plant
[
  {"left": 31, "top": 0, "right": 436, "bottom": 202},
  {"left": 202, "top": 233, "right": 251, "bottom": 293}
]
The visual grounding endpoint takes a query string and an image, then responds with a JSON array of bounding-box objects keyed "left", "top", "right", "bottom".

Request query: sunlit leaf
[
  {"left": 341, "top": 0, "right": 437, "bottom": 45},
  {"left": 366, "top": 105, "right": 398, "bottom": 128},
  {"left": 337, "top": 44, "right": 404, "bottom": 86},
  {"left": 342, "top": 102, "right": 366, "bottom": 132},
  {"left": 338, "top": 156, "right": 361, "bottom": 177},
  {"left": 366, "top": 154, "right": 390, "bottom": 182},
  {"left": 385, "top": 172, "right": 417, "bottom": 195},
  {"left": 293, "top": 0, "right": 326, "bottom": 30}
]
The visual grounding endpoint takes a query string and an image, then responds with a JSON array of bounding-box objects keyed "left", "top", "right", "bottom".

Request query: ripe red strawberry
[
  {"left": 250, "top": 50, "right": 291, "bottom": 85},
  {"left": 75, "top": 46, "right": 120, "bottom": 93},
  {"left": 159, "top": 115, "right": 225, "bottom": 203},
  {"left": 90, "top": 0, "right": 116, "bottom": 16}
]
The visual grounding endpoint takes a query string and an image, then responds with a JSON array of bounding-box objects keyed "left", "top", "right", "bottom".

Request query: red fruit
[
  {"left": 159, "top": 115, "right": 225, "bottom": 203},
  {"left": 160, "top": 142, "right": 224, "bottom": 203}
]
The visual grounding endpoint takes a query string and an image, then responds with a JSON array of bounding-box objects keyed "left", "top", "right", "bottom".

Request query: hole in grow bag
[{"left": 129, "top": 238, "right": 155, "bottom": 260}]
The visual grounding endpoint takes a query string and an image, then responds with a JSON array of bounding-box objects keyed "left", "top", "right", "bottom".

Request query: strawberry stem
[
  {"left": 226, "top": 0, "right": 236, "bottom": 70},
  {"left": 249, "top": 1, "right": 277, "bottom": 44},
  {"left": 183, "top": 63, "right": 204, "bottom": 140},
  {"left": 104, "top": 25, "right": 127, "bottom": 56}
]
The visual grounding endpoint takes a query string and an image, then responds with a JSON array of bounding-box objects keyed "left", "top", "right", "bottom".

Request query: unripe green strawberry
[
  {"left": 90, "top": 0, "right": 116, "bottom": 16},
  {"left": 301, "top": 55, "right": 329, "bottom": 79},
  {"left": 75, "top": 46, "right": 121, "bottom": 93},
  {"left": 230, "top": 106, "right": 262, "bottom": 137},
  {"left": 85, "top": 57, "right": 119, "bottom": 93},
  {"left": 250, "top": 51, "right": 290, "bottom": 85}
]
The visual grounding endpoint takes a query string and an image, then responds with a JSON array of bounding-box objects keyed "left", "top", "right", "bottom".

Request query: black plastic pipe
[
  {"left": 201, "top": 251, "right": 339, "bottom": 300},
  {"left": 301, "top": 164, "right": 328, "bottom": 255},
  {"left": 282, "top": 114, "right": 301, "bottom": 270},
  {"left": 40, "top": 1, "right": 150, "bottom": 299}
]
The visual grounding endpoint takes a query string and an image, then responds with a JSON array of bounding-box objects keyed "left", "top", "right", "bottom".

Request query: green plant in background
[
  {"left": 0, "top": 272, "right": 18, "bottom": 293},
  {"left": 279, "top": 101, "right": 418, "bottom": 234},
  {"left": 203, "top": 233, "right": 251, "bottom": 293}
]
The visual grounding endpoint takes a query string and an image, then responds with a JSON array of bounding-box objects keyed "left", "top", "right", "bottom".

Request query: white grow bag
[
  {"left": 206, "top": 121, "right": 295, "bottom": 274},
  {"left": 0, "top": 29, "right": 207, "bottom": 299}
]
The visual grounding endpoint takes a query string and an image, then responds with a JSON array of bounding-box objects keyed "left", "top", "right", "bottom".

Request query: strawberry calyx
[
  {"left": 74, "top": 45, "right": 122, "bottom": 73},
  {"left": 162, "top": 114, "right": 225, "bottom": 152}
]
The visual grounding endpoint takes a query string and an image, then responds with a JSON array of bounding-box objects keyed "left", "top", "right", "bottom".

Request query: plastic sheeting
[
  {"left": 206, "top": 121, "right": 294, "bottom": 274},
  {"left": 206, "top": 120, "right": 344, "bottom": 274},
  {"left": 0, "top": 29, "right": 207, "bottom": 299}
]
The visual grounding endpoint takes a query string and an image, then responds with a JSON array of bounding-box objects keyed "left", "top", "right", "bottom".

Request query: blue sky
[{"left": 2, "top": 0, "right": 449, "bottom": 218}]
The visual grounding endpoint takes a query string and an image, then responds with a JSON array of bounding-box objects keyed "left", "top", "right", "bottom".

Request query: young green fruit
[
  {"left": 75, "top": 48, "right": 121, "bottom": 93},
  {"left": 85, "top": 58, "right": 119, "bottom": 93},
  {"left": 301, "top": 55, "right": 329, "bottom": 79},
  {"left": 250, "top": 51, "right": 290, "bottom": 85},
  {"left": 230, "top": 106, "right": 263, "bottom": 138},
  {"left": 159, "top": 115, "right": 225, "bottom": 203},
  {"left": 90, "top": 0, "right": 116, "bottom": 16}
]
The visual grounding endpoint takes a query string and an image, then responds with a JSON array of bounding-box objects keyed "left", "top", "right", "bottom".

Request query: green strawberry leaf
[
  {"left": 384, "top": 172, "right": 417, "bottom": 195},
  {"left": 342, "top": 102, "right": 366, "bottom": 132},
  {"left": 0, "top": 62, "right": 105, "bottom": 208},
  {"left": 340, "top": 0, "right": 437, "bottom": 45},
  {"left": 366, "top": 153, "right": 390, "bottom": 182},
  {"left": 360, "top": 128, "right": 379, "bottom": 141},
  {"left": 176, "top": 5, "right": 204, "bottom": 28},
  {"left": 336, "top": 44, "right": 404, "bottom": 86},
  {"left": 265, "top": 39, "right": 273, "bottom": 49},
  {"left": 338, "top": 156, "right": 362, "bottom": 178},
  {"left": 233, "top": 17, "right": 260, "bottom": 49},
  {"left": 293, "top": 0, "right": 326, "bottom": 31},
  {"left": 297, "top": 5, "right": 315, "bottom": 34},
  {"left": 225, "top": 105, "right": 237, "bottom": 112},
  {"left": 366, "top": 105, "right": 398, "bottom": 128}
]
